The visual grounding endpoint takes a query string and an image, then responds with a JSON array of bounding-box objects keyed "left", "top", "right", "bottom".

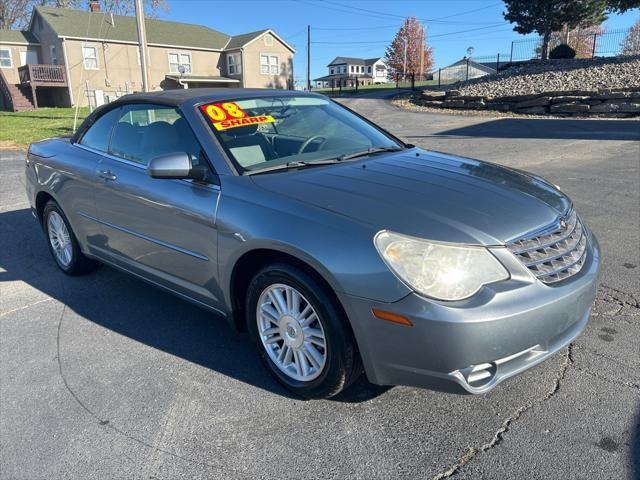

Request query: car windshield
[{"left": 199, "top": 95, "right": 403, "bottom": 173}]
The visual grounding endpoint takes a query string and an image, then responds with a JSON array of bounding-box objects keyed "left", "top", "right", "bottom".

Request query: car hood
[{"left": 250, "top": 149, "right": 571, "bottom": 245}]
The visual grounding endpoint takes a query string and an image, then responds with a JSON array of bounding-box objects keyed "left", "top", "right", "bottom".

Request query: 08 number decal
[{"left": 202, "top": 102, "right": 247, "bottom": 122}]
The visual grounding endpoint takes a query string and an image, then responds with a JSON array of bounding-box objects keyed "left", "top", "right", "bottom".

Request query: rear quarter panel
[{"left": 27, "top": 138, "right": 102, "bottom": 251}]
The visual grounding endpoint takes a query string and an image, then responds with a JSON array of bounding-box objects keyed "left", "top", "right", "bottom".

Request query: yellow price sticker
[{"left": 213, "top": 115, "right": 276, "bottom": 131}]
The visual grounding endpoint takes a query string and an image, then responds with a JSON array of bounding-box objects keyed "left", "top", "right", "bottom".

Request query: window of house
[
  {"left": 264, "top": 34, "right": 273, "bottom": 46},
  {"left": 50, "top": 45, "right": 57, "bottom": 65},
  {"left": 260, "top": 54, "right": 279, "bottom": 75},
  {"left": 0, "top": 49, "right": 12, "bottom": 68},
  {"left": 367, "top": 66, "right": 372, "bottom": 74},
  {"left": 341, "top": 66, "right": 346, "bottom": 73},
  {"left": 227, "top": 52, "right": 241, "bottom": 75},
  {"left": 330, "top": 67, "right": 335, "bottom": 75},
  {"left": 350, "top": 65, "right": 354, "bottom": 73},
  {"left": 82, "top": 45, "right": 99, "bottom": 70},
  {"left": 168, "top": 52, "right": 192, "bottom": 74}
]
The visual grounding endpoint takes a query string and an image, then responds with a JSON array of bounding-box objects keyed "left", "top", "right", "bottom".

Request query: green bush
[{"left": 549, "top": 44, "right": 576, "bottom": 59}]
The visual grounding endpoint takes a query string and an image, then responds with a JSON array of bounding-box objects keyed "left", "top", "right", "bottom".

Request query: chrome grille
[{"left": 507, "top": 210, "right": 587, "bottom": 284}]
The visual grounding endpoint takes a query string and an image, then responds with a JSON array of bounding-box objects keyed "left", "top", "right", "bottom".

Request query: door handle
[{"left": 98, "top": 169, "right": 117, "bottom": 181}]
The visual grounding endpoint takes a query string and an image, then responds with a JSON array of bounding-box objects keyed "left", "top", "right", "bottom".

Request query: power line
[
  {"left": 304, "top": 0, "right": 502, "bottom": 24},
  {"left": 311, "top": 23, "right": 508, "bottom": 45},
  {"left": 314, "top": 24, "right": 402, "bottom": 31}
]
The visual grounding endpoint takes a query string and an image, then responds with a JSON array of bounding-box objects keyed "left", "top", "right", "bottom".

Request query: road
[{"left": 1, "top": 95, "right": 639, "bottom": 480}]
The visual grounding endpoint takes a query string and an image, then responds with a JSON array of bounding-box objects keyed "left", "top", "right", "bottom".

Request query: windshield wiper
[
  {"left": 337, "top": 146, "right": 404, "bottom": 162},
  {"left": 245, "top": 146, "right": 406, "bottom": 176},
  {"left": 244, "top": 159, "right": 342, "bottom": 176}
]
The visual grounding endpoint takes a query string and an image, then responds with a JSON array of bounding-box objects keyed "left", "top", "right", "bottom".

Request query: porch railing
[{"left": 18, "top": 64, "right": 67, "bottom": 85}]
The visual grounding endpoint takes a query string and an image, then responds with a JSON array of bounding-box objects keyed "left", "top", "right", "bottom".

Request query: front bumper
[{"left": 339, "top": 229, "right": 601, "bottom": 394}]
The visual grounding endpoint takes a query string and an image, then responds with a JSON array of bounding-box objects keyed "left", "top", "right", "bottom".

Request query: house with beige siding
[{"left": 0, "top": 4, "right": 294, "bottom": 110}]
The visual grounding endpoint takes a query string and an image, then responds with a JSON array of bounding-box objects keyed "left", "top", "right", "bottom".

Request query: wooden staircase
[{"left": 0, "top": 70, "right": 34, "bottom": 112}]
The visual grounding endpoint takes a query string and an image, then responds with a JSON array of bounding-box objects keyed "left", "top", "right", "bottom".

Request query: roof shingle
[
  {"left": 327, "top": 56, "right": 383, "bottom": 66},
  {"left": 0, "top": 30, "right": 40, "bottom": 44},
  {"left": 35, "top": 5, "right": 230, "bottom": 50},
  {"left": 225, "top": 29, "right": 269, "bottom": 50}
]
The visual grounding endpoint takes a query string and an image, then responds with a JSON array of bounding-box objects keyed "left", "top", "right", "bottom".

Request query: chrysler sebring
[{"left": 25, "top": 89, "right": 600, "bottom": 398}]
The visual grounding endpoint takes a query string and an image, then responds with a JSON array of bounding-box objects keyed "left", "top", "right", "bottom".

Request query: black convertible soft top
[
  {"left": 72, "top": 88, "right": 322, "bottom": 143},
  {"left": 110, "top": 88, "right": 315, "bottom": 108}
]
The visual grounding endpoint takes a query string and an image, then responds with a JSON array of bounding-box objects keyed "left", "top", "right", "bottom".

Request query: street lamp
[{"left": 178, "top": 64, "right": 187, "bottom": 89}]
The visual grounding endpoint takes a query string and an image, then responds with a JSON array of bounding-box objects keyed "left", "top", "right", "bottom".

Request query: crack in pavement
[
  {"left": 592, "top": 285, "right": 640, "bottom": 319},
  {"left": 431, "top": 345, "right": 575, "bottom": 480},
  {"left": 574, "top": 365, "right": 640, "bottom": 390},
  {"left": 53, "top": 282, "right": 249, "bottom": 478},
  {"left": 431, "top": 284, "right": 639, "bottom": 479},
  {"left": 571, "top": 344, "right": 634, "bottom": 369}
]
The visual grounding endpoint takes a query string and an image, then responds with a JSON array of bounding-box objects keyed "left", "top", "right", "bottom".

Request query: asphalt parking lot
[{"left": 1, "top": 94, "right": 639, "bottom": 480}]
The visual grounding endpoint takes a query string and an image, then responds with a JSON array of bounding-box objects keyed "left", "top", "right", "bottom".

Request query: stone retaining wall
[{"left": 414, "top": 87, "right": 640, "bottom": 117}]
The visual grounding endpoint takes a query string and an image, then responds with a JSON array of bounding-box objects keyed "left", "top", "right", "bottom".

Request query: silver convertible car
[{"left": 25, "top": 89, "right": 600, "bottom": 398}]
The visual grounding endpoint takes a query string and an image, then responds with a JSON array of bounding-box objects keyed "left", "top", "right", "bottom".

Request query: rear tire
[
  {"left": 43, "top": 200, "right": 99, "bottom": 275},
  {"left": 246, "top": 263, "right": 362, "bottom": 399}
]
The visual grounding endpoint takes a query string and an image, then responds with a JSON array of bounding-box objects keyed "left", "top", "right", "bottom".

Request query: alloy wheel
[
  {"left": 257, "top": 283, "right": 327, "bottom": 382},
  {"left": 47, "top": 211, "right": 73, "bottom": 267}
]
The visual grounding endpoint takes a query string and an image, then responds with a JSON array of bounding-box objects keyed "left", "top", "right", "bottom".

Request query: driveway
[{"left": 1, "top": 97, "right": 639, "bottom": 479}]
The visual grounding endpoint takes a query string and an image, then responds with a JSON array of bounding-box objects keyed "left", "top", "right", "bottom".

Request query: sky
[{"left": 161, "top": 0, "right": 640, "bottom": 86}]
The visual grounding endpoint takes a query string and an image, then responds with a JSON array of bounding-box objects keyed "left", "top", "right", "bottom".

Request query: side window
[
  {"left": 79, "top": 107, "right": 121, "bottom": 152},
  {"left": 109, "top": 104, "right": 204, "bottom": 167}
]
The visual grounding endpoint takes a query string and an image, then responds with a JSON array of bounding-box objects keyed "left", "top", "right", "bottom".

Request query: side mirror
[{"left": 147, "top": 152, "right": 208, "bottom": 182}]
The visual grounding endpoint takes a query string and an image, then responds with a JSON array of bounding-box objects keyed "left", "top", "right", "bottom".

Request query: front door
[{"left": 91, "top": 103, "right": 222, "bottom": 309}]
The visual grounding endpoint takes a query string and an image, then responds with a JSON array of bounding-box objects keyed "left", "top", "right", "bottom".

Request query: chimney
[{"left": 89, "top": 1, "right": 101, "bottom": 13}]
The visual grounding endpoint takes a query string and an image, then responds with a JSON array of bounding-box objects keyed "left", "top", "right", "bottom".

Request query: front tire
[
  {"left": 246, "top": 263, "right": 361, "bottom": 399},
  {"left": 43, "top": 200, "right": 99, "bottom": 275}
]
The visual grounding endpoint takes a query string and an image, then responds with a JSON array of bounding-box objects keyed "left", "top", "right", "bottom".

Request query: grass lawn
[{"left": 0, "top": 107, "right": 90, "bottom": 148}]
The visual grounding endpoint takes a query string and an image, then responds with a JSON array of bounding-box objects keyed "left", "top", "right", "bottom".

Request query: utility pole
[
  {"left": 403, "top": 37, "right": 407, "bottom": 76},
  {"left": 419, "top": 23, "right": 425, "bottom": 82},
  {"left": 306, "top": 25, "right": 311, "bottom": 91},
  {"left": 135, "top": 0, "right": 149, "bottom": 92}
]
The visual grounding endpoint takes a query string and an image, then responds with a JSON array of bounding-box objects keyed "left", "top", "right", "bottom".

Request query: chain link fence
[
  {"left": 428, "top": 27, "right": 638, "bottom": 84},
  {"left": 510, "top": 28, "right": 637, "bottom": 61}
]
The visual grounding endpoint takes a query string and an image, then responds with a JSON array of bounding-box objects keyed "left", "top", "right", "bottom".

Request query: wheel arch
[
  {"left": 35, "top": 190, "right": 56, "bottom": 227},
  {"left": 229, "top": 247, "right": 348, "bottom": 334}
]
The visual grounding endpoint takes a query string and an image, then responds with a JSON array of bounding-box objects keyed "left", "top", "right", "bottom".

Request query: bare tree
[
  {"left": 385, "top": 16, "right": 434, "bottom": 81},
  {"left": 0, "top": 0, "right": 169, "bottom": 30},
  {"left": 0, "top": 0, "right": 32, "bottom": 30},
  {"left": 621, "top": 18, "right": 640, "bottom": 56},
  {"left": 93, "top": 0, "right": 168, "bottom": 17}
]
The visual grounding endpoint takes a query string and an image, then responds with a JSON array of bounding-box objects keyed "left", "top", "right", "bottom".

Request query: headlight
[{"left": 374, "top": 231, "right": 509, "bottom": 301}]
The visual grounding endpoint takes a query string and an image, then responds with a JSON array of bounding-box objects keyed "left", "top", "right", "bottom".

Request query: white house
[{"left": 313, "top": 56, "right": 389, "bottom": 88}]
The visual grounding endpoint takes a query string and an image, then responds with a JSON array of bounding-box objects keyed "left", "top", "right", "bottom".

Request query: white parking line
[{"left": 0, "top": 298, "right": 54, "bottom": 318}]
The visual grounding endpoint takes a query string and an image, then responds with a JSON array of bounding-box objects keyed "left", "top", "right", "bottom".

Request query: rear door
[{"left": 91, "top": 103, "right": 223, "bottom": 309}]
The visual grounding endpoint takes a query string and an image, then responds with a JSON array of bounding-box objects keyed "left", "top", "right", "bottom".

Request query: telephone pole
[
  {"left": 135, "top": 0, "right": 149, "bottom": 92},
  {"left": 403, "top": 37, "right": 407, "bottom": 76},
  {"left": 419, "top": 23, "right": 425, "bottom": 81},
  {"left": 306, "top": 25, "right": 311, "bottom": 90}
]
